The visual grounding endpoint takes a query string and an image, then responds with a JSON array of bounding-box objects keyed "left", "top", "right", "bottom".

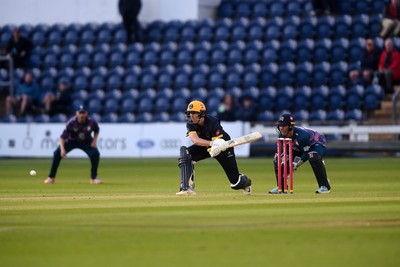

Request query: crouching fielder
[
  {"left": 269, "top": 113, "right": 331, "bottom": 194},
  {"left": 176, "top": 100, "right": 252, "bottom": 196}
]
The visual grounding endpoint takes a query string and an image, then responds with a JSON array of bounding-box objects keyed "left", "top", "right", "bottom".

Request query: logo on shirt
[{"left": 304, "top": 145, "right": 310, "bottom": 152}]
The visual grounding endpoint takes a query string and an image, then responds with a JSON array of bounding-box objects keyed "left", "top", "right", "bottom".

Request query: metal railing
[{"left": 0, "top": 56, "right": 14, "bottom": 96}]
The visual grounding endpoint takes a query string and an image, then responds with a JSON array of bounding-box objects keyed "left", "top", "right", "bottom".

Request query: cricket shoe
[
  {"left": 243, "top": 185, "right": 252, "bottom": 195},
  {"left": 90, "top": 178, "right": 103, "bottom": 184},
  {"left": 44, "top": 177, "right": 55, "bottom": 184},
  {"left": 268, "top": 186, "right": 279, "bottom": 194},
  {"left": 176, "top": 189, "right": 197, "bottom": 196},
  {"left": 315, "top": 186, "right": 330, "bottom": 194}
]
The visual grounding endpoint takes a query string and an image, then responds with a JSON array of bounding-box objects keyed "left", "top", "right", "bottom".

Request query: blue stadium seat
[
  {"left": 163, "top": 21, "right": 182, "bottom": 43},
  {"left": 299, "top": 17, "right": 317, "bottom": 40},
  {"left": 346, "top": 85, "right": 364, "bottom": 110},
  {"left": 269, "top": 2, "right": 285, "bottom": 17},
  {"left": 316, "top": 15, "right": 335, "bottom": 39},
  {"left": 157, "top": 73, "right": 173, "bottom": 90},
  {"left": 257, "top": 110, "right": 274, "bottom": 122},
  {"left": 206, "top": 96, "right": 221, "bottom": 114},
  {"left": 135, "top": 112, "right": 153, "bottom": 123},
  {"left": 235, "top": 1, "right": 251, "bottom": 18},
  {"left": 197, "top": 25, "right": 213, "bottom": 42},
  {"left": 278, "top": 62, "right": 295, "bottom": 87},
  {"left": 101, "top": 113, "right": 118, "bottom": 123},
  {"left": 190, "top": 87, "right": 208, "bottom": 101},
  {"left": 293, "top": 86, "right": 312, "bottom": 111},
  {"left": 103, "top": 99, "right": 119, "bottom": 114},
  {"left": 293, "top": 109, "right": 309, "bottom": 122},
  {"left": 190, "top": 72, "right": 207, "bottom": 89},
  {"left": 208, "top": 72, "right": 224, "bottom": 88},
  {"left": 31, "top": 30, "right": 46, "bottom": 46},
  {"left": 34, "top": 114, "right": 50, "bottom": 123},
  {"left": 248, "top": 23, "right": 264, "bottom": 41},
  {"left": 114, "top": 28, "right": 127, "bottom": 44},
  {"left": 120, "top": 98, "right": 137, "bottom": 114},
  {"left": 369, "top": 14, "right": 382, "bottom": 38},
  {"left": 310, "top": 85, "right": 329, "bottom": 110},
  {"left": 261, "top": 46, "right": 278, "bottom": 64},
  {"left": 328, "top": 85, "right": 346, "bottom": 110},
  {"left": 352, "top": 14, "right": 369, "bottom": 38},
  {"left": 314, "top": 39, "right": 332, "bottom": 63},
  {"left": 217, "top": 1, "right": 234, "bottom": 18},
  {"left": 97, "top": 29, "right": 112, "bottom": 44},
  {"left": 276, "top": 86, "right": 294, "bottom": 111},
  {"left": 330, "top": 61, "right": 348, "bottom": 86},
  {"left": 180, "top": 24, "right": 196, "bottom": 43},
  {"left": 286, "top": 2, "right": 302, "bottom": 17},
  {"left": 73, "top": 75, "right": 88, "bottom": 91},
  {"left": 207, "top": 87, "right": 225, "bottom": 100},
  {"left": 230, "top": 24, "right": 247, "bottom": 42},
  {"left": 225, "top": 72, "right": 241, "bottom": 88},
  {"left": 153, "top": 112, "right": 170, "bottom": 122},
  {"left": 109, "top": 51, "right": 124, "bottom": 68},
  {"left": 50, "top": 114, "right": 68, "bottom": 123},
  {"left": 146, "top": 21, "right": 163, "bottom": 43},
  {"left": 242, "top": 70, "right": 259, "bottom": 88},
  {"left": 295, "top": 62, "right": 313, "bottom": 86},
  {"left": 365, "top": 84, "right": 384, "bottom": 101},
  {"left": 154, "top": 98, "right": 171, "bottom": 113},
  {"left": 251, "top": 1, "right": 268, "bottom": 18},
  {"left": 327, "top": 109, "right": 345, "bottom": 122},
  {"left": 140, "top": 73, "right": 156, "bottom": 90},
  {"left": 344, "top": 109, "right": 363, "bottom": 122},
  {"left": 334, "top": 15, "right": 352, "bottom": 39},
  {"left": 87, "top": 99, "right": 102, "bottom": 114},
  {"left": 138, "top": 97, "right": 154, "bottom": 113},
  {"left": 279, "top": 39, "right": 297, "bottom": 63},
  {"left": 265, "top": 18, "right": 282, "bottom": 40},
  {"left": 106, "top": 74, "right": 122, "bottom": 90},
  {"left": 118, "top": 112, "right": 135, "bottom": 122},
  {"left": 80, "top": 29, "right": 95, "bottom": 45},
  {"left": 192, "top": 49, "right": 209, "bottom": 66},
  {"left": 364, "top": 94, "right": 381, "bottom": 111},
  {"left": 331, "top": 38, "right": 349, "bottom": 63},
  {"left": 260, "top": 63, "right": 278, "bottom": 87},
  {"left": 170, "top": 112, "right": 186, "bottom": 122},
  {"left": 75, "top": 52, "right": 91, "bottom": 69},
  {"left": 313, "top": 62, "right": 331, "bottom": 86},
  {"left": 171, "top": 97, "right": 188, "bottom": 114},
  {"left": 174, "top": 72, "right": 190, "bottom": 89},
  {"left": 47, "top": 30, "right": 63, "bottom": 46},
  {"left": 354, "top": 2, "right": 370, "bottom": 15},
  {"left": 348, "top": 38, "right": 366, "bottom": 63},
  {"left": 309, "top": 109, "right": 327, "bottom": 122},
  {"left": 89, "top": 75, "right": 105, "bottom": 91}
]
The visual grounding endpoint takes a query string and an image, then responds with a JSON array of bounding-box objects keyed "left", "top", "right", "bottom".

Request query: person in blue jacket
[{"left": 269, "top": 113, "right": 332, "bottom": 194}]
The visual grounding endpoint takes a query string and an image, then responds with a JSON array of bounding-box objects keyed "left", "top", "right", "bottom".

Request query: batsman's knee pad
[
  {"left": 309, "top": 152, "right": 330, "bottom": 189},
  {"left": 178, "top": 146, "right": 194, "bottom": 190},
  {"left": 231, "top": 174, "right": 251, "bottom": 190}
]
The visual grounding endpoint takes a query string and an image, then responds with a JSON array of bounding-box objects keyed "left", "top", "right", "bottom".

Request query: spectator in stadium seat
[
  {"left": 380, "top": 0, "right": 400, "bottom": 39},
  {"left": 6, "top": 28, "right": 33, "bottom": 69},
  {"left": 348, "top": 39, "right": 381, "bottom": 86},
  {"left": 5, "top": 72, "right": 40, "bottom": 116},
  {"left": 118, "top": 0, "right": 143, "bottom": 43},
  {"left": 217, "top": 93, "right": 237, "bottom": 121},
  {"left": 236, "top": 95, "right": 257, "bottom": 122},
  {"left": 377, "top": 38, "right": 400, "bottom": 93},
  {"left": 42, "top": 80, "right": 72, "bottom": 116}
]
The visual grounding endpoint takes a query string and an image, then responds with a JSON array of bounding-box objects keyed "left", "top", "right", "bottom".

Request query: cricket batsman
[
  {"left": 269, "top": 113, "right": 331, "bottom": 194},
  {"left": 176, "top": 100, "right": 252, "bottom": 196}
]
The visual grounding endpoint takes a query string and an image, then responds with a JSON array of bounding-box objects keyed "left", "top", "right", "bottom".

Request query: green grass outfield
[{"left": 1, "top": 157, "right": 400, "bottom": 267}]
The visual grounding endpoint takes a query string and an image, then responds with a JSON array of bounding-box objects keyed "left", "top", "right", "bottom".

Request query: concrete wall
[{"left": 0, "top": 0, "right": 221, "bottom": 25}]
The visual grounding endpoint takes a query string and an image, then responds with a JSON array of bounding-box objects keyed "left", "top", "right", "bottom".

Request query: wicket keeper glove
[
  {"left": 293, "top": 156, "right": 303, "bottom": 171},
  {"left": 209, "top": 146, "right": 222, "bottom": 157},
  {"left": 210, "top": 138, "right": 229, "bottom": 151}
]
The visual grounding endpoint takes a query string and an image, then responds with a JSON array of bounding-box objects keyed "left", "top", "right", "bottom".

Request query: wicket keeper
[
  {"left": 44, "top": 105, "right": 103, "bottom": 184},
  {"left": 176, "top": 100, "right": 252, "bottom": 196},
  {"left": 269, "top": 113, "right": 331, "bottom": 194}
]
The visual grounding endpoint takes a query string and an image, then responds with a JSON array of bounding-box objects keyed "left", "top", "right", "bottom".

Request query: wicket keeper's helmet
[{"left": 276, "top": 113, "right": 295, "bottom": 130}]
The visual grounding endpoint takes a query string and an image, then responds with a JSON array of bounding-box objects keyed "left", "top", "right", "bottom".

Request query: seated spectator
[
  {"left": 217, "top": 93, "right": 237, "bottom": 121},
  {"left": 377, "top": 39, "right": 400, "bottom": 94},
  {"left": 42, "top": 80, "right": 72, "bottom": 116},
  {"left": 236, "top": 95, "right": 257, "bottom": 122},
  {"left": 380, "top": 0, "right": 400, "bottom": 39},
  {"left": 348, "top": 39, "right": 381, "bottom": 86},
  {"left": 6, "top": 28, "right": 33, "bottom": 69},
  {"left": 6, "top": 72, "right": 40, "bottom": 116}
]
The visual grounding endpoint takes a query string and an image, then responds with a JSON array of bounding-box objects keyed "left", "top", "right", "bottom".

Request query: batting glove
[
  {"left": 210, "top": 138, "right": 229, "bottom": 151},
  {"left": 209, "top": 146, "right": 222, "bottom": 157},
  {"left": 293, "top": 156, "right": 303, "bottom": 171}
]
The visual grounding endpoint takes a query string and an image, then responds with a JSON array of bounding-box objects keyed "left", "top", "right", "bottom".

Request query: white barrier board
[{"left": 0, "top": 122, "right": 250, "bottom": 158}]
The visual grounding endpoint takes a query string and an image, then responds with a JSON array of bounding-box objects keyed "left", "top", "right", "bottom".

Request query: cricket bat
[{"left": 226, "top": 131, "right": 263, "bottom": 147}]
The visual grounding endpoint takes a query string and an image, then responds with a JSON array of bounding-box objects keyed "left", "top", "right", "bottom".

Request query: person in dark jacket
[
  {"left": 6, "top": 28, "right": 33, "bottom": 69},
  {"left": 118, "top": 0, "right": 143, "bottom": 43}
]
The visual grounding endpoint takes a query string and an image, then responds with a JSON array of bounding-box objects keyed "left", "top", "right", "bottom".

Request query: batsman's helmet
[
  {"left": 186, "top": 100, "right": 206, "bottom": 120},
  {"left": 276, "top": 113, "right": 295, "bottom": 130}
]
